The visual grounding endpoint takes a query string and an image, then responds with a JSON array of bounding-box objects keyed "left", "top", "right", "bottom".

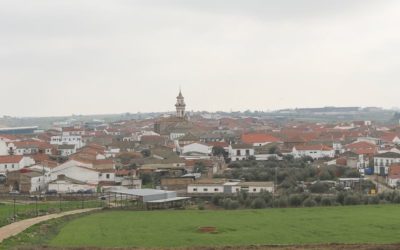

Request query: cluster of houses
[{"left": 1, "top": 91, "right": 400, "bottom": 195}]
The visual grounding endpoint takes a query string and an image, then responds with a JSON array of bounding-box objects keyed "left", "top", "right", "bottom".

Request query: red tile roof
[
  {"left": 241, "top": 133, "right": 281, "bottom": 144},
  {"left": 351, "top": 148, "right": 377, "bottom": 155},
  {"left": 380, "top": 133, "right": 399, "bottom": 143},
  {"left": 346, "top": 141, "right": 376, "bottom": 150},
  {"left": 12, "top": 140, "right": 53, "bottom": 149},
  {"left": 0, "top": 134, "right": 18, "bottom": 141},
  {"left": 295, "top": 144, "right": 333, "bottom": 151},
  {"left": 0, "top": 155, "right": 24, "bottom": 164}
]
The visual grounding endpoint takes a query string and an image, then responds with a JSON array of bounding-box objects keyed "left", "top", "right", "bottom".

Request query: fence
[{"left": 0, "top": 193, "right": 106, "bottom": 227}]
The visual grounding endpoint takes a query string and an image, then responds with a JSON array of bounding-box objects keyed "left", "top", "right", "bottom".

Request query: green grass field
[{"left": 49, "top": 205, "right": 400, "bottom": 248}]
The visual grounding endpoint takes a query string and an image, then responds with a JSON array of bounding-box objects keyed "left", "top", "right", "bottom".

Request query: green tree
[
  {"left": 212, "top": 146, "right": 227, "bottom": 157},
  {"left": 141, "top": 149, "right": 151, "bottom": 158},
  {"left": 140, "top": 173, "right": 153, "bottom": 186},
  {"left": 194, "top": 162, "right": 206, "bottom": 174}
]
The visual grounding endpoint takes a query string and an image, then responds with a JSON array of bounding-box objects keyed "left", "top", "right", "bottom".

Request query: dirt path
[{"left": 0, "top": 208, "right": 100, "bottom": 243}]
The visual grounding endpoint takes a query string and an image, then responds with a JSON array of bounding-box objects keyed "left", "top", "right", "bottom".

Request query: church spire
[{"left": 175, "top": 89, "right": 186, "bottom": 118}]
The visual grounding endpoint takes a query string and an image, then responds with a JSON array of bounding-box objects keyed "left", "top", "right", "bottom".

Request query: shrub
[
  {"left": 244, "top": 197, "right": 252, "bottom": 208},
  {"left": 321, "top": 197, "right": 332, "bottom": 206},
  {"left": 336, "top": 192, "right": 345, "bottom": 205},
  {"left": 222, "top": 198, "right": 233, "bottom": 209},
  {"left": 274, "top": 197, "right": 288, "bottom": 208},
  {"left": 251, "top": 198, "right": 266, "bottom": 209},
  {"left": 343, "top": 195, "right": 361, "bottom": 205},
  {"left": 303, "top": 197, "right": 317, "bottom": 207},
  {"left": 211, "top": 195, "right": 223, "bottom": 206},
  {"left": 392, "top": 193, "right": 400, "bottom": 204},
  {"left": 367, "top": 196, "right": 380, "bottom": 205},
  {"left": 289, "top": 194, "right": 303, "bottom": 207},
  {"left": 229, "top": 200, "right": 240, "bottom": 210}
]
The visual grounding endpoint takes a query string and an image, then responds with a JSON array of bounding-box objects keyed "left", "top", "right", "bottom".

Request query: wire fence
[{"left": 0, "top": 193, "right": 106, "bottom": 227}]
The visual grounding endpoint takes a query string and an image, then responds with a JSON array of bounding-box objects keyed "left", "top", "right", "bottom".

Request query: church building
[{"left": 154, "top": 90, "right": 194, "bottom": 138}]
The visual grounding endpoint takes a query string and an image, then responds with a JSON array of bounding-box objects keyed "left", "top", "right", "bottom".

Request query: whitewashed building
[
  {"left": 50, "top": 132, "right": 85, "bottom": 149},
  {"left": 187, "top": 181, "right": 274, "bottom": 194},
  {"left": 58, "top": 144, "right": 76, "bottom": 157},
  {"left": 0, "top": 155, "right": 35, "bottom": 174},
  {"left": 374, "top": 152, "right": 400, "bottom": 176},
  {"left": 292, "top": 145, "right": 335, "bottom": 160},
  {"left": 229, "top": 144, "right": 255, "bottom": 162}
]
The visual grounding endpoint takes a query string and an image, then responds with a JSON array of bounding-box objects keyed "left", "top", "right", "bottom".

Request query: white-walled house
[
  {"left": 28, "top": 172, "right": 47, "bottom": 193},
  {"left": 187, "top": 184, "right": 224, "bottom": 194},
  {"left": 0, "top": 155, "right": 35, "bottom": 174},
  {"left": 7, "top": 141, "right": 53, "bottom": 156},
  {"left": 229, "top": 144, "right": 255, "bottom": 162},
  {"left": 0, "top": 141, "right": 9, "bottom": 156},
  {"left": 50, "top": 164, "right": 100, "bottom": 184},
  {"left": 187, "top": 181, "right": 274, "bottom": 194},
  {"left": 236, "top": 182, "right": 274, "bottom": 193},
  {"left": 292, "top": 145, "right": 335, "bottom": 160},
  {"left": 58, "top": 144, "right": 76, "bottom": 157},
  {"left": 50, "top": 132, "right": 85, "bottom": 149},
  {"left": 49, "top": 160, "right": 116, "bottom": 188},
  {"left": 170, "top": 132, "right": 186, "bottom": 141},
  {"left": 48, "top": 175, "right": 96, "bottom": 193},
  {"left": 105, "top": 147, "right": 120, "bottom": 158},
  {"left": 374, "top": 152, "right": 400, "bottom": 176}
]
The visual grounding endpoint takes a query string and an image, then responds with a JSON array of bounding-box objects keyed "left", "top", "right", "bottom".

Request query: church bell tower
[{"left": 175, "top": 89, "right": 186, "bottom": 118}]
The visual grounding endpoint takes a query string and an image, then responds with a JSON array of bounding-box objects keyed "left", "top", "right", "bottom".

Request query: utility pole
[
  {"left": 273, "top": 167, "right": 277, "bottom": 208},
  {"left": 13, "top": 195, "right": 16, "bottom": 221},
  {"left": 35, "top": 196, "right": 38, "bottom": 217},
  {"left": 59, "top": 194, "right": 62, "bottom": 212}
]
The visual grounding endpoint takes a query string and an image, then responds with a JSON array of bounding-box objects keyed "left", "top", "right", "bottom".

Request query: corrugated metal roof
[
  {"left": 108, "top": 188, "right": 175, "bottom": 197},
  {"left": 146, "top": 197, "right": 190, "bottom": 203}
]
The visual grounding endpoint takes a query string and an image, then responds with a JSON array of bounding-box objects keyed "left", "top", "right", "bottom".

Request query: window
[
  {"left": 193, "top": 188, "right": 197, "bottom": 192},
  {"left": 11, "top": 164, "right": 14, "bottom": 168},
  {"left": 4, "top": 164, "right": 7, "bottom": 169},
  {"left": 214, "top": 188, "right": 219, "bottom": 192},
  {"left": 203, "top": 188, "right": 208, "bottom": 192},
  {"left": 106, "top": 174, "right": 110, "bottom": 179},
  {"left": 246, "top": 149, "right": 250, "bottom": 156},
  {"left": 253, "top": 188, "right": 257, "bottom": 192},
  {"left": 237, "top": 150, "right": 241, "bottom": 156}
]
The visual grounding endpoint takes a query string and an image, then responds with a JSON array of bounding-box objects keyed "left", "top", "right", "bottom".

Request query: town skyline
[{"left": 1, "top": 88, "right": 399, "bottom": 118}]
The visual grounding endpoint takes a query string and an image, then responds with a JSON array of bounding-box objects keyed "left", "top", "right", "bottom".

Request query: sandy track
[{"left": 0, "top": 208, "right": 100, "bottom": 243}]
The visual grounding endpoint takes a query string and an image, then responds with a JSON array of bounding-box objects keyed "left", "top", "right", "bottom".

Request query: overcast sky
[{"left": 1, "top": 0, "right": 399, "bottom": 117}]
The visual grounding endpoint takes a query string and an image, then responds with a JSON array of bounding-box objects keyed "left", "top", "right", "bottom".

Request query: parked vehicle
[{"left": 46, "top": 190, "right": 58, "bottom": 195}]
